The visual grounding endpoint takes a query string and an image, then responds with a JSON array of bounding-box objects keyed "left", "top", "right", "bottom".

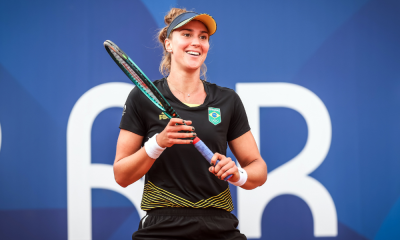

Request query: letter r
[{"left": 67, "top": 83, "right": 146, "bottom": 240}]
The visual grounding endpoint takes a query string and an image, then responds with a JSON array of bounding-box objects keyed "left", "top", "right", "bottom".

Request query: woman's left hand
[{"left": 209, "top": 153, "right": 240, "bottom": 182}]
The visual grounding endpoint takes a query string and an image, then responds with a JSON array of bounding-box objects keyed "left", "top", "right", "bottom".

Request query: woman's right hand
[{"left": 156, "top": 118, "right": 196, "bottom": 148}]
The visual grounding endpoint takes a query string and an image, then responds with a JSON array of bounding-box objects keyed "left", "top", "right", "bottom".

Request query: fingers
[
  {"left": 167, "top": 118, "right": 194, "bottom": 132},
  {"left": 168, "top": 118, "right": 192, "bottom": 126},
  {"left": 214, "top": 158, "right": 234, "bottom": 178},
  {"left": 166, "top": 132, "right": 197, "bottom": 139},
  {"left": 165, "top": 138, "right": 194, "bottom": 145},
  {"left": 170, "top": 125, "right": 195, "bottom": 132},
  {"left": 158, "top": 118, "right": 195, "bottom": 148},
  {"left": 209, "top": 154, "right": 238, "bottom": 181},
  {"left": 210, "top": 152, "right": 223, "bottom": 168},
  {"left": 219, "top": 161, "right": 237, "bottom": 181}
]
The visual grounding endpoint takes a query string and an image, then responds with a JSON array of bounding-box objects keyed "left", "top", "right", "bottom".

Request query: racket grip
[{"left": 192, "top": 137, "right": 232, "bottom": 181}]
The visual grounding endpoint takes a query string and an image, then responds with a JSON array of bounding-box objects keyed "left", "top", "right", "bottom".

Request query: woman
[{"left": 114, "top": 8, "right": 267, "bottom": 240}]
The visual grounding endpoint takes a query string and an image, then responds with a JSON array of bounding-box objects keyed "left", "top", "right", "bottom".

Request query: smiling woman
[
  {"left": 113, "top": 7, "right": 267, "bottom": 240},
  {"left": 158, "top": 9, "right": 215, "bottom": 80}
]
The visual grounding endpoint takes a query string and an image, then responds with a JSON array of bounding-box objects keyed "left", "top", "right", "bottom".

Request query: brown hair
[{"left": 158, "top": 8, "right": 208, "bottom": 80}]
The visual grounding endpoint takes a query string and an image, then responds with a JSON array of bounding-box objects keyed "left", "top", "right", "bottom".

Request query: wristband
[
  {"left": 144, "top": 133, "right": 166, "bottom": 159},
  {"left": 228, "top": 167, "right": 248, "bottom": 186}
]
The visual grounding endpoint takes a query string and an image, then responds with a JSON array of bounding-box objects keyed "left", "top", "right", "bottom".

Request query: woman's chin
[
  {"left": 183, "top": 64, "right": 202, "bottom": 72},
  {"left": 173, "top": 60, "right": 203, "bottom": 73}
]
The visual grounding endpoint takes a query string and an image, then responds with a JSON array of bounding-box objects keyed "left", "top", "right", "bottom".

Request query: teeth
[{"left": 187, "top": 51, "right": 200, "bottom": 56}]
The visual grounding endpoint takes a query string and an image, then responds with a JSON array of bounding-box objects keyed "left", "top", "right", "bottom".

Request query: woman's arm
[
  {"left": 229, "top": 131, "right": 267, "bottom": 190},
  {"left": 113, "top": 129, "right": 152, "bottom": 187},
  {"left": 209, "top": 131, "right": 267, "bottom": 190},
  {"left": 114, "top": 119, "right": 195, "bottom": 188}
]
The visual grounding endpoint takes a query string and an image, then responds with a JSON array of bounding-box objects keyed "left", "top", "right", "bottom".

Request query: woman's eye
[
  {"left": 200, "top": 36, "right": 208, "bottom": 40},
  {"left": 183, "top": 33, "right": 190, "bottom": 37}
]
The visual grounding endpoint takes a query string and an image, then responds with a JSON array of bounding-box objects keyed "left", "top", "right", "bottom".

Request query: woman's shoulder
[
  {"left": 204, "top": 81, "right": 239, "bottom": 100},
  {"left": 152, "top": 78, "right": 165, "bottom": 84},
  {"left": 204, "top": 81, "right": 236, "bottom": 93}
]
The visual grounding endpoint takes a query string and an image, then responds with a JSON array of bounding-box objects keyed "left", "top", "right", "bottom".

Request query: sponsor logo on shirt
[
  {"left": 159, "top": 112, "right": 168, "bottom": 120},
  {"left": 208, "top": 107, "right": 221, "bottom": 125}
]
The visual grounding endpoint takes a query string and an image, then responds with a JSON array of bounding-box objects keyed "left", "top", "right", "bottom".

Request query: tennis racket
[{"left": 104, "top": 40, "right": 232, "bottom": 181}]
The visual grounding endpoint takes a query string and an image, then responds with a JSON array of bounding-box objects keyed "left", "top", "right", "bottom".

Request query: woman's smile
[{"left": 186, "top": 51, "right": 200, "bottom": 56}]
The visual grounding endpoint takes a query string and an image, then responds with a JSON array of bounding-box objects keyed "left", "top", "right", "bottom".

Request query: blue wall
[{"left": 0, "top": 0, "right": 399, "bottom": 239}]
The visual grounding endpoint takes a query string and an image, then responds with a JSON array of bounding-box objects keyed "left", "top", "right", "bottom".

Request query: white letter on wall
[
  {"left": 236, "top": 83, "right": 337, "bottom": 238},
  {"left": 67, "top": 82, "right": 146, "bottom": 240}
]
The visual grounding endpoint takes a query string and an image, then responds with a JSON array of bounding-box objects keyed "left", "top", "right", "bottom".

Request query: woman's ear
[{"left": 165, "top": 38, "right": 172, "bottom": 53}]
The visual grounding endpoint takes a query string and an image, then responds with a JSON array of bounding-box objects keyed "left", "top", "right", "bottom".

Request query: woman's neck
[
  {"left": 166, "top": 67, "right": 206, "bottom": 104},
  {"left": 167, "top": 67, "right": 201, "bottom": 92}
]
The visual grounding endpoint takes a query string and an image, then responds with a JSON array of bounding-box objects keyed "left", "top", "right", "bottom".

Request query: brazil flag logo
[{"left": 208, "top": 107, "right": 221, "bottom": 125}]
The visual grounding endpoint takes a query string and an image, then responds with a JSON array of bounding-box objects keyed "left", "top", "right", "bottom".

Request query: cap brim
[
  {"left": 192, "top": 14, "right": 217, "bottom": 36},
  {"left": 172, "top": 13, "right": 217, "bottom": 36}
]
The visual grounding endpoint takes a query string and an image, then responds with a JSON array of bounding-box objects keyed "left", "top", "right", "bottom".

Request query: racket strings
[
  {"left": 108, "top": 46, "right": 180, "bottom": 119},
  {"left": 110, "top": 50, "right": 163, "bottom": 107}
]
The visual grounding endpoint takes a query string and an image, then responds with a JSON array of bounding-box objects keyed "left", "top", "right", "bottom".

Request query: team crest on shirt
[{"left": 208, "top": 107, "right": 221, "bottom": 125}]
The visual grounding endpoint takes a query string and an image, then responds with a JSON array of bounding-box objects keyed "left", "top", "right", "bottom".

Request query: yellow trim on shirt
[
  {"left": 141, "top": 181, "right": 234, "bottom": 211},
  {"left": 183, "top": 102, "right": 201, "bottom": 107}
]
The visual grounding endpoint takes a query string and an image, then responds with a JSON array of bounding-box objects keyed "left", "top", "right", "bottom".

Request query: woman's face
[{"left": 166, "top": 20, "right": 210, "bottom": 73}]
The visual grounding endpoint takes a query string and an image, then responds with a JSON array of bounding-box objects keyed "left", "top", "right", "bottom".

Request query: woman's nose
[{"left": 191, "top": 37, "right": 200, "bottom": 46}]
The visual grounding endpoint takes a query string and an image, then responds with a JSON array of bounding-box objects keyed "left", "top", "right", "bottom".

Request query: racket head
[{"left": 104, "top": 40, "right": 180, "bottom": 119}]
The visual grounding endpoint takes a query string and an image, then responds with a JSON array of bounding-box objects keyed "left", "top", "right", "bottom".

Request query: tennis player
[{"left": 114, "top": 8, "right": 267, "bottom": 240}]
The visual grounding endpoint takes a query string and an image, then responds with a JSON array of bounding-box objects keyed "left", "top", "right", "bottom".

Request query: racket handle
[{"left": 192, "top": 137, "right": 232, "bottom": 181}]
